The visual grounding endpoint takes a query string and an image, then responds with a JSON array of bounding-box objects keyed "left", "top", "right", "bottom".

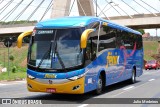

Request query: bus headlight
[
  {"left": 68, "top": 73, "right": 85, "bottom": 81},
  {"left": 27, "top": 74, "right": 36, "bottom": 80}
]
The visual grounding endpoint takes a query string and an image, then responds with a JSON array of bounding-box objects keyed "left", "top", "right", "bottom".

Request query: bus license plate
[{"left": 46, "top": 88, "right": 56, "bottom": 93}]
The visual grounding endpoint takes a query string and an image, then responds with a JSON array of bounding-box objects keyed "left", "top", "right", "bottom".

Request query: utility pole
[
  {"left": 96, "top": 0, "right": 97, "bottom": 17},
  {"left": 4, "top": 52, "right": 5, "bottom": 67},
  {"left": 156, "top": 28, "right": 157, "bottom": 37},
  {"left": 7, "top": 40, "right": 10, "bottom": 76}
]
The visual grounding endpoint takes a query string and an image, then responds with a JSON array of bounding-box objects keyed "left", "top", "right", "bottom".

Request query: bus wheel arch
[{"left": 95, "top": 70, "right": 106, "bottom": 94}]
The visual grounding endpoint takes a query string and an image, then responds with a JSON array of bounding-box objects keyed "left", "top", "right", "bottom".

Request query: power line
[
  {"left": 39, "top": 0, "right": 53, "bottom": 21},
  {"left": 92, "top": 0, "right": 110, "bottom": 20},
  {"left": 133, "top": 0, "right": 157, "bottom": 16},
  {"left": 113, "top": 2, "right": 133, "bottom": 18},
  {"left": 68, "top": 0, "right": 76, "bottom": 16},
  {"left": 0, "top": 0, "right": 4, "bottom": 4},
  {"left": 77, "top": 0, "right": 86, "bottom": 16},
  {"left": 121, "top": 0, "right": 140, "bottom": 14},
  {"left": 0, "top": 0, "right": 23, "bottom": 22},
  {"left": 0, "top": 0, "right": 14, "bottom": 15},
  {"left": 26, "top": 0, "right": 45, "bottom": 22},
  {"left": 10, "top": 0, "right": 34, "bottom": 24},
  {"left": 139, "top": 0, "right": 160, "bottom": 13},
  {"left": 105, "top": 0, "right": 122, "bottom": 16},
  {"left": 98, "top": 2, "right": 110, "bottom": 16},
  {"left": 0, "top": 0, "right": 8, "bottom": 11}
]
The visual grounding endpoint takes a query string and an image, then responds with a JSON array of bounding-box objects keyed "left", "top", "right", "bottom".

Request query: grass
[
  {"left": 143, "top": 41, "right": 159, "bottom": 61},
  {"left": 0, "top": 44, "right": 28, "bottom": 81},
  {"left": 0, "top": 44, "right": 28, "bottom": 67},
  {"left": 0, "top": 67, "right": 26, "bottom": 81}
]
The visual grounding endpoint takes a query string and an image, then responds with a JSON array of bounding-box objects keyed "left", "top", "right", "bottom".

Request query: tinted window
[
  {"left": 98, "top": 26, "right": 116, "bottom": 52},
  {"left": 136, "top": 34, "right": 143, "bottom": 50},
  {"left": 116, "top": 30, "right": 142, "bottom": 50}
]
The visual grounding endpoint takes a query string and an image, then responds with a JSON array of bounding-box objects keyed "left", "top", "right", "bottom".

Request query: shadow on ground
[{"left": 21, "top": 80, "right": 140, "bottom": 104}]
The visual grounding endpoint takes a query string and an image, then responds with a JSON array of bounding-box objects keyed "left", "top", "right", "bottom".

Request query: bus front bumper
[{"left": 27, "top": 77, "right": 85, "bottom": 94}]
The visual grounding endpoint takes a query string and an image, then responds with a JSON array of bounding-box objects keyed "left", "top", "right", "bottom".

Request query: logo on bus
[
  {"left": 106, "top": 52, "right": 119, "bottom": 68},
  {"left": 44, "top": 74, "right": 57, "bottom": 79}
]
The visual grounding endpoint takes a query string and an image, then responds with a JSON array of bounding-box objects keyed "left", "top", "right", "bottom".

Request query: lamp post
[
  {"left": 156, "top": 28, "right": 157, "bottom": 37},
  {"left": 96, "top": 0, "right": 97, "bottom": 17}
]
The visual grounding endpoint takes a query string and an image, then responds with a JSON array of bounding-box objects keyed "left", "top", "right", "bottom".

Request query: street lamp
[
  {"left": 96, "top": 0, "right": 97, "bottom": 17},
  {"left": 109, "top": 0, "right": 113, "bottom": 4}
]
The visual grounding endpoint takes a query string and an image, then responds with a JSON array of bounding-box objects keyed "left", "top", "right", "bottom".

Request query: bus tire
[
  {"left": 130, "top": 69, "right": 136, "bottom": 84},
  {"left": 95, "top": 74, "right": 104, "bottom": 94}
]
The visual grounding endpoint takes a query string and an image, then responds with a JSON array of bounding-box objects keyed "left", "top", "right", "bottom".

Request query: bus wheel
[
  {"left": 95, "top": 75, "right": 103, "bottom": 94},
  {"left": 130, "top": 69, "right": 136, "bottom": 84}
]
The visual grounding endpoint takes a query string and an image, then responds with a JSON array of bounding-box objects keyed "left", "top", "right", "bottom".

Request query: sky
[{"left": 0, "top": 0, "right": 160, "bottom": 36}]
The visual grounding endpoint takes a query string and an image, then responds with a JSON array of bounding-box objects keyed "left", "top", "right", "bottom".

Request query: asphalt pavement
[{"left": 0, "top": 69, "right": 160, "bottom": 107}]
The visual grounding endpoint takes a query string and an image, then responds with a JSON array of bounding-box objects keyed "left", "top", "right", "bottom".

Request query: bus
[{"left": 17, "top": 16, "right": 143, "bottom": 94}]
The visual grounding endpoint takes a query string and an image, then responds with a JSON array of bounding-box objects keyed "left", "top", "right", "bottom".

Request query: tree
[{"left": 137, "top": 29, "right": 145, "bottom": 35}]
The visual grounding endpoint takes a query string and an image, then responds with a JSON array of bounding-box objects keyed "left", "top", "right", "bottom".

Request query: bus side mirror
[
  {"left": 17, "top": 30, "right": 33, "bottom": 48},
  {"left": 80, "top": 29, "right": 94, "bottom": 49}
]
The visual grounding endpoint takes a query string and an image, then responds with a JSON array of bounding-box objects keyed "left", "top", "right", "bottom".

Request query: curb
[{"left": 0, "top": 78, "right": 26, "bottom": 83}]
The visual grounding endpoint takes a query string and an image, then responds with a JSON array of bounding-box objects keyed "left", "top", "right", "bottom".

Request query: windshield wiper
[
  {"left": 37, "top": 42, "right": 52, "bottom": 69},
  {"left": 53, "top": 41, "right": 66, "bottom": 70}
]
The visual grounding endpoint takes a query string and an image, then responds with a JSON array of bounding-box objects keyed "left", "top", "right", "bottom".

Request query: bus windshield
[{"left": 28, "top": 28, "right": 85, "bottom": 70}]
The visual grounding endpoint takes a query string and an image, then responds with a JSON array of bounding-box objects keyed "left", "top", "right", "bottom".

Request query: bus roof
[{"left": 36, "top": 16, "right": 141, "bottom": 35}]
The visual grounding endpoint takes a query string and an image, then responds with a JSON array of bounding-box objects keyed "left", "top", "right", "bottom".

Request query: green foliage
[
  {"left": 12, "top": 66, "right": 17, "bottom": 73},
  {"left": 137, "top": 29, "right": 145, "bottom": 35},
  {"left": 0, "top": 65, "right": 26, "bottom": 80},
  {"left": 9, "top": 55, "right": 14, "bottom": 62},
  {"left": 0, "top": 69, "right": 26, "bottom": 81},
  {"left": 143, "top": 41, "right": 159, "bottom": 61}
]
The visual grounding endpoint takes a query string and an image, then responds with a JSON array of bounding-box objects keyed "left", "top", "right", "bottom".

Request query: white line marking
[
  {"left": 15, "top": 81, "right": 26, "bottom": 83},
  {"left": 144, "top": 72, "right": 149, "bottom": 75},
  {"left": 0, "top": 81, "right": 26, "bottom": 86},
  {"left": 0, "top": 83, "right": 7, "bottom": 86},
  {"left": 123, "top": 86, "right": 135, "bottom": 91},
  {"left": 77, "top": 104, "right": 89, "bottom": 107},
  {"left": 111, "top": 79, "right": 158, "bottom": 98},
  {"left": 148, "top": 79, "right": 155, "bottom": 81}
]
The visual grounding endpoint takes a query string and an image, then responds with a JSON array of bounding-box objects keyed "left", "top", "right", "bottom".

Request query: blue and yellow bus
[{"left": 17, "top": 16, "right": 143, "bottom": 94}]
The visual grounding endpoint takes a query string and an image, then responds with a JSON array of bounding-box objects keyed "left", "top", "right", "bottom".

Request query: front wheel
[{"left": 130, "top": 69, "right": 136, "bottom": 84}]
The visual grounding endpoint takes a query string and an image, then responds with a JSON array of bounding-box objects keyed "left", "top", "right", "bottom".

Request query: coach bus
[{"left": 17, "top": 16, "right": 143, "bottom": 94}]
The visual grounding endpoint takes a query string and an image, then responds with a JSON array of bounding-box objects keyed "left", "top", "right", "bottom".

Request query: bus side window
[
  {"left": 85, "top": 38, "right": 92, "bottom": 66},
  {"left": 119, "top": 31, "right": 134, "bottom": 49},
  {"left": 86, "top": 38, "right": 97, "bottom": 61},
  {"left": 136, "top": 34, "right": 142, "bottom": 50},
  {"left": 86, "top": 39, "right": 92, "bottom": 60},
  {"left": 98, "top": 26, "right": 116, "bottom": 52},
  {"left": 115, "top": 29, "right": 122, "bottom": 48}
]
